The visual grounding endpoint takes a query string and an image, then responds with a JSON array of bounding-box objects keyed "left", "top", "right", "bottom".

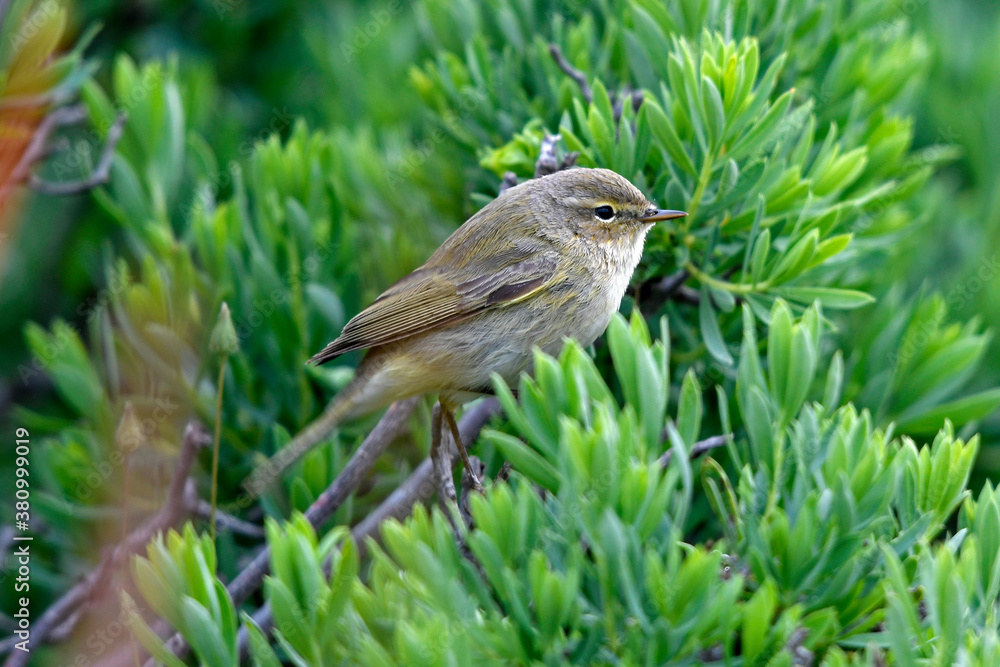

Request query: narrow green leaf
[
  {"left": 771, "top": 286, "right": 875, "bottom": 310},
  {"left": 242, "top": 613, "right": 282, "bottom": 667},
  {"left": 608, "top": 313, "right": 639, "bottom": 407},
  {"left": 677, "top": 370, "right": 703, "bottom": 446},
  {"left": 782, "top": 325, "right": 816, "bottom": 420},
  {"left": 767, "top": 300, "right": 793, "bottom": 404},
  {"left": 484, "top": 430, "right": 561, "bottom": 492},
  {"left": 125, "top": 593, "right": 189, "bottom": 667},
  {"left": 770, "top": 229, "right": 819, "bottom": 284},
  {"left": 179, "top": 596, "right": 235, "bottom": 667},
  {"left": 701, "top": 75, "right": 725, "bottom": 149},
  {"left": 808, "top": 233, "right": 853, "bottom": 269},
  {"left": 729, "top": 89, "right": 793, "bottom": 161},
  {"left": 718, "top": 158, "right": 739, "bottom": 197},
  {"left": 750, "top": 228, "right": 771, "bottom": 286},
  {"left": 266, "top": 579, "right": 315, "bottom": 663},
  {"left": 645, "top": 99, "right": 697, "bottom": 176},
  {"left": 897, "top": 388, "right": 1000, "bottom": 434},
  {"left": 822, "top": 350, "right": 844, "bottom": 410},
  {"left": 699, "top": 290, "right": 733, "bottom": 365},
  {"left": 742, "top": 580, "right": 777, "bottom": 664}
]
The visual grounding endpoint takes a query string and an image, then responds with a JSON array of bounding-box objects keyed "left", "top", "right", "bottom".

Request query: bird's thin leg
[
  {"left": 430, "top": 403, "right": 457, "bottom": 506},
  {"left": 431, "top": 402, "right": 482, "bottom": 551},
  {"left": 459, "top": 456, "right": 485, "bottom": 526},
  {"left": 440, "top": 400, "right": 485, "bottom": 493}
]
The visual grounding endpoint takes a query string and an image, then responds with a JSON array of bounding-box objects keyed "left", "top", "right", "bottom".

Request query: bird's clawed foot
[
  {"left": 431, "top": 401, "right": 487, "bottom": 533},
  {"left": 459, "top": 456, "right": 486, "bottom": 525},
  {"left": 462, "top": 456, "right": 486, "bottom": 496},
  {"left": 430, "top": 403, "right": 457, "bottom": 507},
  {"left": 439, "top": 399, "right": 485, "bottom": 494}
]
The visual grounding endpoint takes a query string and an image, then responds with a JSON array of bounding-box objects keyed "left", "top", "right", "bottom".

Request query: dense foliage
[{"left": 2, "top": 0, "right": 1000, "bottom": 664}]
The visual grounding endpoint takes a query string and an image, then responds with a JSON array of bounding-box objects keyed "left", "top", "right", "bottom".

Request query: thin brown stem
[
  {"left": 1, "top": 105, "right": 86, "bottom": 203},
  {"left": 430, "top": 403, "right": 457, "bottom": 506},
  {"left": 194, "top": 501, "right": 264, "bottom": 539},
  {"left": 549, "top": 43, "right": 592, "bottom": 104},
  {"left": 210, "top": 356, "right": 227, "bottom": 540},
  {"left": 0, "top": 422, "right": 209, "bottom": 666},
  {"left": 658, "top": 433, "right": 730, "bottom": 468},
  {"left": 29, "top": 112, "right": 127, "bottom": 195},
  {"left": 149, "top": 398, "right": 420, "bottom": 667},
  {"left": 535, "top": 133, "right": 562, "bottom": 177},
  {"left": 441, "top": 400, "right": 484, "bottom": 492},
  {"left": 233, "top": 398, "right": 501, "bottom": 661}
]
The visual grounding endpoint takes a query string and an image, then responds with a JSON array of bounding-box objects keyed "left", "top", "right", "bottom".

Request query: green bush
[{"left": 4, "top": 0, "right": 1000, "bottom": 664}]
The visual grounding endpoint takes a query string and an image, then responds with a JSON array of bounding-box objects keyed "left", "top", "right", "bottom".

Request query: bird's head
[{"left": 525, "top": 167, "right": 687, "bottom": 246}]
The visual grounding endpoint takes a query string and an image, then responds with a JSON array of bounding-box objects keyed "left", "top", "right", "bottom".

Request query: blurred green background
[
  {"left": 3, "top": 0, "right": 1000, "bottom": 662},
  {"left": 4, "top": 0, "right": 998, "bottom": 463}
]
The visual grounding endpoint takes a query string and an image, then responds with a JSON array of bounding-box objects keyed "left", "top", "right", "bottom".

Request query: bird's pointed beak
[{"left": 641, "top": 208, "right": 688, "bottom": 223}]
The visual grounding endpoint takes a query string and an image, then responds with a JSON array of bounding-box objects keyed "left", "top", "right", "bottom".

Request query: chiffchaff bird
[{"left": 246, "top": 167, "right": 685, "bottom": 492}]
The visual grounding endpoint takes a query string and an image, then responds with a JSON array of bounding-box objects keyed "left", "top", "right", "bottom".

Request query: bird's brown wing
[{"left": 308, "top": 252, "right": 558, "bottom": 365}]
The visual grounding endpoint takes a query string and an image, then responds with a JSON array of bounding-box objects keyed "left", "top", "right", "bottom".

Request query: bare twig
[
  {"left": 612, "top": 88, "right": 645, "bottom": 125},
  {"left": 493, "top": 461, "right": 512, "bottom": 485},
  {"left": 434, "top": 446, "right": 485, "bottom": 578},
  {"left": 0, "top": 91, "right": 72, "bottom": 111},
  {"left": 2, "top": 105, "right": 87, "bottom": 197},
  {"left": 535, "top": 133, "right": 562, "bottom": 178},
  {"left": 499, "top": 171, "right": 519, "bottom": 193},
  {"left": 46, "top": 609, "right": 83, "bottom": 644},
  {"left": 0, "top": 422, "right": 209, "bottom": 666},
  {"left": 359, "top": 397, "right": 498, "bottom": 539},
  {"left": 613, "top": 96, "right": 625, "bottom": 125},
  {"left": 0, "top": 102, "right": 126, "bottom": 205},
  {"left": 234, "top": 398, "right": 502, "bottom": 660},
  {"left": 656, "top": 269, "right": 691, "bottom": 296},
  {"left": 151, "top": 398, "right": 421, "bottom": 667},
  {"left": 30, "top": 112, "right": 127, "bottom": 195},
  {"left": 459, "top": 456, "right": 485, "bottom": 527},
  {"left": 638, "top": 267, "right": 744, "bottom": 312},
  {"left": 549, "top": 43, "right": 592, "bottom": 104},
  {"left": 559, "top": 151, "right": 579, "bottom": 171},
  {"left": 673, "top": 285, "right": 702, "bottom": 304},
  {"left": 430, "top": 403, "right": 457, "bottom": 506},
  {"left": 631, "top": 90, "right": 645, "bottom": 115},
  {"left": 233, "top": 398, "right": 417, "bottom": 604},
  {"left": 502, "top": 128, "right": 579, "bottom": 194},
  {"left": 0, "top": 0, "right": 12, "bottom": 32},
  {"left": 785, "top": 627, "right": 813, "bottom": 666},
  {"left": 637, "top": 268, "right": 692, "bottom": 312},
  {"left": 658, "top": 433, "right": 730, "bottom": 468},
  {"left": 194, "top": 500, "right": 265, "bottom": 539}
]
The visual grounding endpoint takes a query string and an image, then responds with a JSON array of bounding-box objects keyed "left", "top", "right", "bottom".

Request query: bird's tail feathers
[{"left": 242, "top": 387, "right": 358, "bottom": 495}]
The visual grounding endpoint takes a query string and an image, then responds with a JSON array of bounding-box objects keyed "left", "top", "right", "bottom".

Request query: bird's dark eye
[{"left": 594, "top": 205, "right": 615, "bottom": 221}]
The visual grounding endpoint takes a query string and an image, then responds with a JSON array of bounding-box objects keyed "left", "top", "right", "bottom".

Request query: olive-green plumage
[{"left": 246, "top": 167, "right": 685, "bottom": 492}]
